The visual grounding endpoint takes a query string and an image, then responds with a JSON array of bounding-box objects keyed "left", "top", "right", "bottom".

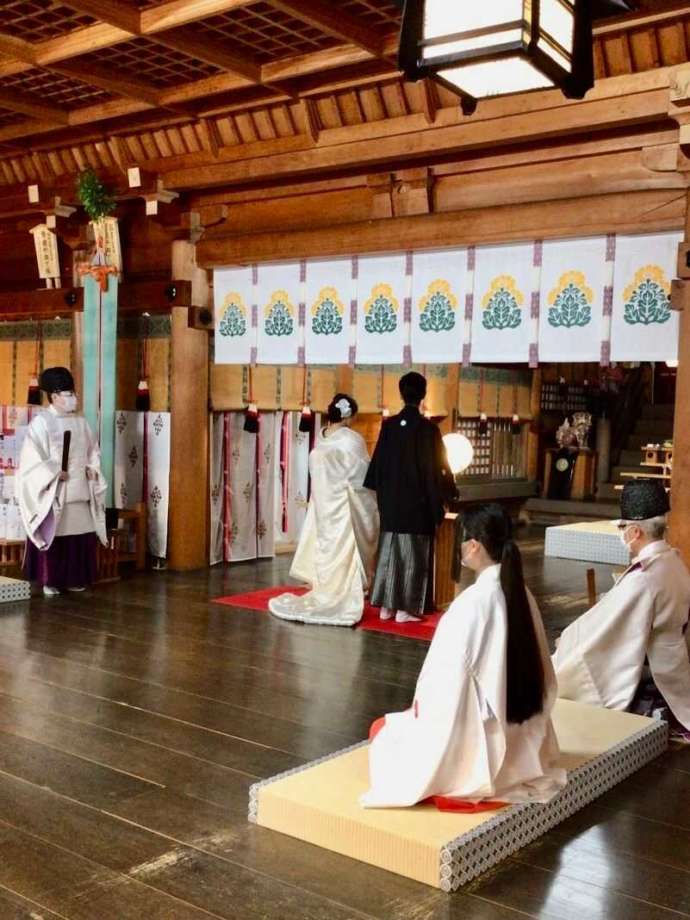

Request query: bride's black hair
[
  {"left": 461, "top": 504, "right": 545, "bottom": 724},
  {"left": 327, "top": 393, "right": 358, "bottom": 424}
]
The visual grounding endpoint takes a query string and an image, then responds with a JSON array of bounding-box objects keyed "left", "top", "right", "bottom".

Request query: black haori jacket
[{"left": 364, "top": 405, "right": 457, "bottom": 536}]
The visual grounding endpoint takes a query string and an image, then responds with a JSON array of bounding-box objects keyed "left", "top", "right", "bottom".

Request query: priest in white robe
[
  {"left": 361, "top": 504, "right": 566, "bottom": 809},
  {"left": 269, "top": 394, "right": 379, "bottom": 627},
  {"left": 553, "top": 480, "right": 690, "bottom": 740},
  {"left": 17, "top": 366, "right": 107, "bottom": 596}
]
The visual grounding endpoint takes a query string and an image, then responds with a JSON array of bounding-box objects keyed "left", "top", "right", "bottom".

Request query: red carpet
[{"left": 213, "top": 586, "right": 442, "bottom": 640}]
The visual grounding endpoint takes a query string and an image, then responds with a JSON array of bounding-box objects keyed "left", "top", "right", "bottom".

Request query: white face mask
[
  {"left": 619, "top": 525, "right": 632, "bottom": 550},
  {"left": 460, "top": 539, "right": 473, "bottom": 568},
  {"left": 55, "top": 393, "right": 77, "bottom": 414}
]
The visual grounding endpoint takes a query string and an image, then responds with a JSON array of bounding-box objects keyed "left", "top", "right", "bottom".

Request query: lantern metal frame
[{"left": 398, "top": 0, "right": 594, "bottom": 115}]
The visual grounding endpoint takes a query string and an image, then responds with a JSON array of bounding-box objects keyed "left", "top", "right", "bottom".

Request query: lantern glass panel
[
  {"left": 539, "top": 0, "right": 575, "bottom": 71},
  {"left": 442, "top": 57, "right": 554, "bottom": 98},
  {"left": 422, "top": 1, "right": 527, "bottom": 62}
]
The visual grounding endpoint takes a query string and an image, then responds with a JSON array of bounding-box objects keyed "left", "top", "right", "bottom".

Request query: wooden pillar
[
  {"left": 527, "top": 368, "right": 542, "bottom": 482},
  {"left": 669, "top": 193, "right": 690, "bottom": 563},
  {"left": 168, "top": 306, "right": 209, "bottom": 570}
]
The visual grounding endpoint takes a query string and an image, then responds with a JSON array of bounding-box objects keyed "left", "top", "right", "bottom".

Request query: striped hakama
[{"left": 370, "top": 531, "right": 434, "bottom": 616}]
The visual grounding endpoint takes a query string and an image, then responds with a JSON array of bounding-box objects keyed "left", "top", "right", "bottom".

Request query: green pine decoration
[
  {"left": 548, "top": 272, "right": 592, "bottom": 328},
  {"left": 219, "top": 297, "right": 247, "bottom": 337},
  {"left": 623, "top": 266, "right": 671, "bottom": 326},
  {"left": 76, "top": 169, "right": 116, "bottom": 221},
  {"left": 419, "top": 280, "right": 457, "bottom": 333},
  {"left": 313, "top": 295, "right": 343, "bottom": 335},
  {"left": 265, "top": 290, "right": 294, "bottom": 337},
  {"left": 364, "top": 283, "right": 398, "bottom": 335},
  {"left": 482, "top": 276, "right": 523, "bottom": 331}
]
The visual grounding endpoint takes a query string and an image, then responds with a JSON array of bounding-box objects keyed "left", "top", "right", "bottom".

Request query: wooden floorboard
[{"left": 0, "top": 530, "right": 688, "bottom": 918}]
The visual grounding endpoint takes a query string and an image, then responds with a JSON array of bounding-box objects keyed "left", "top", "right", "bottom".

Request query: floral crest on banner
[
  {"left": 364, "top": 283, "right": 398, "bottom": 334},
  {"left": 623, "top": 266, "right": 671, "bottom": 326},
  {"left": 312, "top": 286, "right": 344, "bottom": 336},
  {"left": 548, "top": 271, "right": 593, "bottom": 329},
  {"left": 418, "top": 279, "right": 457, "bottom": 333},
  {"left": 265, "top": 289, "right": 295, "bottom": 337},
  {"left": 219, "top": 292, "right": 248, "bottom": 338},
  {"left": 482, "top": 276, "right": 524, "bottom": 330}
]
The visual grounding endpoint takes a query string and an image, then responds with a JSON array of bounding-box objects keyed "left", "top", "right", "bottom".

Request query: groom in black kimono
[{"left": 364, "top": 372, "right": 457, "bottom": 623}]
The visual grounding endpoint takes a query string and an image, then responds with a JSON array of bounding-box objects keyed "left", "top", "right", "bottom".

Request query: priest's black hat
[
  {"left": 619, "top": 479, "right": 670, "bottom": 521},
  {"left": 39, "top": 366, "right": 74, "bottom": 395},
  {"left": 399, "top": 371, "right": 427, "bottom": 404}
]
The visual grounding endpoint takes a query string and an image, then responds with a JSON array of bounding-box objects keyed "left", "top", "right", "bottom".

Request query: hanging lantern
[
  {"left": 443, "top": 432, "right": 474, "bottom": 475},
  {"left": 298, "top": 404, "right": 314, "bottom": 434},
  {"left": 243, "top": 403, "right": 259, "bottom": 434},
  {"left": 478, "top": 412, "right": 489, "bottom": 436},
  {"left": 511, "top": 414, "right": 521, "bottom": 435},
  {"left": 398, "top": 0, "right": 594, "bottom": 114}
]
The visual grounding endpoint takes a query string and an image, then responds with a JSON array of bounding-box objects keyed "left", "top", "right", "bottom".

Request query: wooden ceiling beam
[
  {"left": 140, "top": 0, "right": 255, "bottom": 34},
  {"left": 151, "top": 26, "right": 262, "bottom": 83},
  {"left": 594, "top": 2, "right": 690, "bottom": 37},
  {"left": 49, "top": 60, "right": 166, "bottom": 110},
  {"left": 58, "top": 0, "right": 142, "bottom": 34},
  {"left": 0, "top": 34, "right": 35, "bottom": 65},
  {"left": 268, "top": 0, "right": 384, "bottom": 58},
  {"left": 0, "top": 88, "right": 68, "bottom": 125}
]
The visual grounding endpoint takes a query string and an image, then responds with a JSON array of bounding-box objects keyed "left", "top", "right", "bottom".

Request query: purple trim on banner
[
  {"left": 467, "top": 246, "right": 476, "bottom": 271},
  {"left": 603, "top": 287, "right": 613, "bottom": 315},
  {"left": 404, "top": 297, "right": 412, "bottom": 322},
  {"left": 298, "top": 346, "right": 305, "bottom": 366},
  {"left": 533, "top": 240, "right": 543, "bottom": 267},
  {"left": 462, "top": 342, "right": 472, "bottom": 367},
  {"left": 606, "top": 234, "right": 616, "bottom": 262},
  {"left": 529, "top": 343, "right": 539, "bottom": 368},
  {"left": 351, "top": 256, "right": 358, "bottom": 280},
  {"left": 252, "top": 264, "right": 258, "bottom": 285},
  {"left": 530, "top": 291, "right": 540, "bottom": 319},
  {"left": 464, "top": 292, "right": 474, "bottom": 321},
  {"left": 350, "top": 299, "right": 358, "bottom": 323},
  {"left": 405, "top": 251, "right": 413, "bottom": 276},
  {"left": 348, "top": 345, "right": 356, "bottom": 367},
  {"left": 250, "top": 346, "right": 257, "bottom": 366},
  {"left": 600, "top": 341, "right": 611, "bottom": 366},
  {"left": 299, "top": 260, "right": 306, "bottom": 283},
  {"left": 403, "top": 345, "right": 412, "bottom": 367},
  {"left": 251, "top": 305, "right": 258, "bottom": 328},
  {"left": 298, "top": 302, "right": 306, "bottom": 325}
]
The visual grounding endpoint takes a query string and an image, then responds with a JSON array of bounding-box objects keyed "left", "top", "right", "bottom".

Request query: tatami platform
[
  {"left": 0, "top": 575, "right": 29, "bottom": 604},
  {"left": 544, "top": 520, "right": 630, "bottom": 565},
  {"left": 250, "top": 700, "right": 667, "bottom": 892}
]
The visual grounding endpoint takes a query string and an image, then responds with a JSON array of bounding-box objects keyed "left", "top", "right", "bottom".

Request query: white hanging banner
[
  {"left": 470, "top": 242, "right": 534, "bottom": 363},
  {"left": 214, "top": 266, "right": 256, "bottom": 365},
  {"left": 538, "top": 236, "right": 608, "bottom": 362},
  {"left": 256, "top": 263, "right": 302, "bottom": 365},
  {"left": 411, "top": 249, "right": 465, "bottom": 363},
  {"left": 227, "top": 412, "right": 259, "bottom": 562},
  {"left": 611, "top": 232, "right": 682, "bottom": 362},
  {"left": 114, "top": 410, "right": 144, "bottom": 510},
  {"left": 30, "top": 224, "right": 60, "bottom": 281},
  {"left": 304, "top": 258, "right": 353, "bottom": 365},
  {"left": 146, "top": 412, "right": 170, "bottom": 558},
  {"left": 257, "top": 412, "right": 276, "bottom": 559},
  {"left": 355, "top": 254, "right": 407, "bottom": 365}
]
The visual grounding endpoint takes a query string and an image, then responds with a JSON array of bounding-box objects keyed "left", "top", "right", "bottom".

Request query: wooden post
[
  {"left": 669, "top": 195, "right": 690, "bottom": 563},
  {"left": 168, "top": 306, "right": 209, "bottom": 570},
  {"left": 527, "top": 368, "right": 542, "bottom": 482}
]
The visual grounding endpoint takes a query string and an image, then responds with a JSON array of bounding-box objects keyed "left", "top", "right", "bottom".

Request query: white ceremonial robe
[
  {"left": 553, "top": 540, "right": 690, "bottom": 730},
  {"left": 269, "top": 426, "right": 379, "bottom": 627},
  {"left": 16, "top": 405, "right": 107, "bottom": 550},
  {"left": 361, "top": 565, "right": 566, "bottom": 808}
]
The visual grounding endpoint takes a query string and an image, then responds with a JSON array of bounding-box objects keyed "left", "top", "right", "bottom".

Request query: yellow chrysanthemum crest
[
  {"left": 264, "top": 289, "right": 294, "bottom": 318},
  {"left": 482, "top": 275, "right": 524, "bottom": 310},
  {"left": 364, "top": 283, "right": 399, "bottom": 314},
  {"left": 624, "top": 265, "right": 670, "bottom": 303},
  {"left": 311, "top": 286, "right": 344, "bottom": 317},
  {"left": 548, "top": 271, "right": 592, "bottom": 307}
]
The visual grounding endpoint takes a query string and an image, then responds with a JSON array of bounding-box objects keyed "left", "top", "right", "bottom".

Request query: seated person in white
[
  {"left": 361, "top": 504, "right": 566, "bottom": 810},
  {"left": 553, "top": 479, "right": 690, "bottom": 743}
]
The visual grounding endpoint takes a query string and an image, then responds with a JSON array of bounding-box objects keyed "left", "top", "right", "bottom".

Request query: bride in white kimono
[
  {"left": 361, "top": 504, "right": 566, "bottom": 809},
  {"left": 269, "top": 394, "right": 379, "bottom": 627}
]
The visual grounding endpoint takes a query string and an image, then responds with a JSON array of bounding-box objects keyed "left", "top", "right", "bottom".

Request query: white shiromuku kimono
[
  {"left": 17, "top": 405, "right": 107, "bottom": 549},
  {"left": 269, "top": 426, "right": 379, "bottom": 627},
  {"left": 361, "top": 564, "right": 567, "bottom": 808},
  {"left": 553, "top": 540, "right": 690, "bottom": 731}
]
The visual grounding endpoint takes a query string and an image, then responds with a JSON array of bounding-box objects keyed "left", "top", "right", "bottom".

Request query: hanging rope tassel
[
  {"left": 298, "top": 365, "right": 314, "bottom": 433},
  {"left": 244, "top": 365, "right": 259, "bottom": 433},
  {"left": 136, "top": 315, "right": 151, "bottom": 412},
  {"left": 27, "top": 321, "right": 41, "bottom": 406}
]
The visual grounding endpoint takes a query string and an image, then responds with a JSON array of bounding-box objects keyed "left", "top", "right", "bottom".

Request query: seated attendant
[
  {"left": 361, "top": 505, "right": 566, "bottom": 809},
  {"left": 553, "top": 480, "right": 690, "bottom": 741}
]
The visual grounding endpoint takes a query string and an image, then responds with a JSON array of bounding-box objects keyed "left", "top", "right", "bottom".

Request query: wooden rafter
[
  {"left": 152, "top": 27, "right": 262, "bottom": 84},
  {"left": 49, "top": 60, "right": 163, "bottom": 109},
  {"left": 269, "top": 0, "right": 385, "bottom": 58},
  {"left": 0, "top": 88, "right": 68, "bottom": 125},
  {"left": 140, "top": 0, "right": 255, "bottom": 33},
  {"left": 58, "top": 0, "right": 142, "bottom": 35}
]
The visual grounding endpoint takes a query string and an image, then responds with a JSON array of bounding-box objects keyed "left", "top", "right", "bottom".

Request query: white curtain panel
[
  {"left": 209, "top": 412, "right": 225, "bottom": 565},
  {"left": 411, "top": 248, "right": 467, "bottom": 363},
  {"left": 226, "top": 411, "right": 259, "bottom": 562},
  {"left": 274, "top": 411, "right": 288, "bottom": 547},
  {"left": 272, "top": 411, "right": 313, "bottom": 548},
  {"left": 538, "top": 236, "right": 608, "bottom": 362},
  {"left": 470, "top": 242, "right": 535, "bottom": 363},
  {"left": 256, "top": 262, "right": 302, "bottom": 365},
  {"left": 611, "top": 231, "right": 682, "bottom": 362},
  {"left": 256, "top": 412, "right": 276, "bottom": 559},
  {"left": 304, "top": 257, "right": 354, "bottom": 365},
  {"left": 214, "top": 265, "right": 256, "bottom": 364},
  {"left": 0, "top": 472, "right": 22, "bottom": 541},
  {"left": 146, "top": 411, "right": 171, "bottom": 558},
  {"left": 113, "top": 410, "right": 144, "bottom": 510},
  {"left": 355, "top": 253, "right": 408, "bottom": 364}
]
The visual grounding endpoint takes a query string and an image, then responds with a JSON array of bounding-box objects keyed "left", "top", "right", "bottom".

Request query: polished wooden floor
[{"left": 0, "top": 532, "right": 688, "bottom": 919}]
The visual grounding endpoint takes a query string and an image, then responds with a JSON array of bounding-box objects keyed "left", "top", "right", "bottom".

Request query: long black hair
[{"left": 461, "top": 504, "right": 545, "bottom": 724}]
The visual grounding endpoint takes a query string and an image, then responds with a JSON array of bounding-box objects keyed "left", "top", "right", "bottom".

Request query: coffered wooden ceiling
[{"left": 0, "top": 0, "right": 688, "bottom": 191}]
